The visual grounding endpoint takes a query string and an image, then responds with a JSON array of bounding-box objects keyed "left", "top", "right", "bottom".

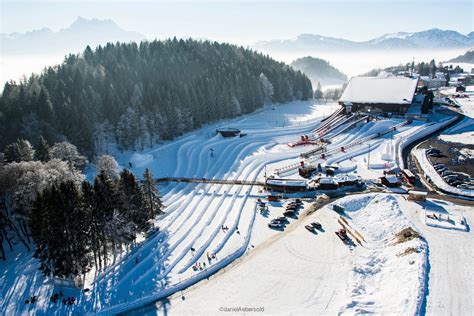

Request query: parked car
[
  {"left": 268, "top": 222, "right": 283, "bottom": 229},
  {"left": 275, "top": 216, "right": 289, "bottom": 223},
  {"left": 426, "top": 148, "right": 441, "bottom": 155},
  {"left": 311, "top": 222, "right": 322, "bottom": 229},
  {"left": 283, "top": 210, "right": 297, "bottom": 218},
  {"left": 441, "top": 171, "right": 454, "bottom": 176}
]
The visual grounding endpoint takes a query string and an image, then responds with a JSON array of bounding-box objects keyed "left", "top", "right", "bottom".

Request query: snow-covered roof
[
  {"left": 336, "top": 175, "right": 360, "bottom": 182},
  {"left": 408, "top": 190, "right": 428, "bottom": 196},
  {"left": 266, "top": 179, "right": 307, "bottom": 187},
  {"left": 319, "top": 177, "right": 338, "bottom": 184},
  {"left": 340, "top": 77, "right": 419, "bottom": 105}
]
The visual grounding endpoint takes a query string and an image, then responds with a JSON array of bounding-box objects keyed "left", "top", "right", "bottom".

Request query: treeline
[
  {"left": 363, "top": 59, "right": 464, "bottom": 79},
  {"left": 0, "top": 138, "right": 162, "bottom": 278},
  {"left": 0, "top": 38, "right": 313, "bottom": 156}
]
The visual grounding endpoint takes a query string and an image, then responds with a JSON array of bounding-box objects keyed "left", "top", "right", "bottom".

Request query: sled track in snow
[
  {"left": 155, "top": 177, "right": 265, "bottom": 186},
  {"left": 90, "top": 104, "right": 358, "bottom": 313}
]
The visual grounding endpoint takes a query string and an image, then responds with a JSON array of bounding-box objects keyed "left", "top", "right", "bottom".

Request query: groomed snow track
[
  {"left": 155, "top": 177, "right": 265, "bottom": 186},
  {"left": 86, "top": 102, "right": 332, "bottom": 314}
]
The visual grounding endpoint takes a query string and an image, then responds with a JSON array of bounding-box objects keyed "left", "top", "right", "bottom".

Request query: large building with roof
[{"left": 339, "top": 77, "right": 419, "bottom": 114}]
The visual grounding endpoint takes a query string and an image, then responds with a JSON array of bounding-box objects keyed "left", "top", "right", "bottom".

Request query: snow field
[
  {"left": 337, "top": 194, "right": 428, "bottom": 315},
  {"left": 165, "top": 193, "right": 431, "bottom": 315}
]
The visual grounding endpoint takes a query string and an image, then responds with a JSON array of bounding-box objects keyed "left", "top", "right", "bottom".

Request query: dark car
[
  {"left": 426, "top": 148, "right": 441, "bottom": 155},
  {"left": 275, "top": 216, "right": 289, "bottom": 223},
  {"left": 268, "top": 222, "right": 283, "bottom": 229},
  {"left": 283, "top": 210, "right": 297, "bottom": 218},
  {"left": 270, "top": 218, "right": 286, "bottom": 225},
  {"left": 311, "top": 222, "right": 322, "bottom": 229}
]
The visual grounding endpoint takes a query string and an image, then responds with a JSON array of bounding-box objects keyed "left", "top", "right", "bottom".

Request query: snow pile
[
  {"left": 337, "top": 194, "right": 428, "bottom": 315},
  {"left": 439, "top": 132, "right": 474, "bottom": 145},
  {"left": 439, "top": 116, "right": 474, "bottom": 146},
  {"left": 459, "top": 148, "right": 474, "bottom": 161},
  {"left": 129, "top": 152, "right": 154, "bottom": 168},
  {"left": 413, "top": 149, "right": 474, "bottom": 197}
]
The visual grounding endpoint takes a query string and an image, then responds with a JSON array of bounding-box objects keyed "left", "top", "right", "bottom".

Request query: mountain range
[
  {"left": 253, "top": 29, "right": 474, "bottom": 53},
  {"left": 1, "top": 17, "right": 145, "bottom": 57}
]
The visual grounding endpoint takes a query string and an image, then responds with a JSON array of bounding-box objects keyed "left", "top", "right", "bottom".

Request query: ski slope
[{"left": 1, "top": 100, "right": 467, "bottom": 315}]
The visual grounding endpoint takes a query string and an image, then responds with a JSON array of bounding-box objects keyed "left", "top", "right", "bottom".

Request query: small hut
[
  {"left": 318, "top": 177, "right": 339, "bottom": 190},
  {"left": 380, "top": 175, "right": 401, "bottom": 187},
  {"left": 216, "top": 127, "right": 241, "bottom": 137}
]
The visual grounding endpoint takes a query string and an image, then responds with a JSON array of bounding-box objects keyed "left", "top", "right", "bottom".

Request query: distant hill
[
  {"left": 1, "top": 17, "right": 145, "bottom": 57},
  {"left": 448, "top": 49, "right": 474, "bottom": 63},
  {"left": 291, "top": 57, "right": 347, "bottom": 87},
  {"left": 254, "top": 29, "right": 474, "bottom": 53}
]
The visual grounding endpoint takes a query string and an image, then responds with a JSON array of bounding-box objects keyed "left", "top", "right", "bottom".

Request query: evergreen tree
[
  {"left": 142, "top": 168, "right": 163, "bottom": 219},
  {"left": 314, "top": 82, "right": 323, "bottom": 99},
  {"left": 118, "top": 169, "right": 147, "bottom": 232},
  {"left": 35, "top": 136, "right": 50, "bottom": 162},
  {"left": 30, "top": 181, "right": 89, "bottom": 278}
]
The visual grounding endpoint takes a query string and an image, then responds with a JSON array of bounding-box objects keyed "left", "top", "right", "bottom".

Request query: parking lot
[{"left": 419, "top": 138, "right": 474, "bottom": 189}]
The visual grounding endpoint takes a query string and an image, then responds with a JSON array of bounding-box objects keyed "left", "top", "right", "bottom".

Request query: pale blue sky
[{"left": 1, "top": 0, "right": 473, "bottom": 44}]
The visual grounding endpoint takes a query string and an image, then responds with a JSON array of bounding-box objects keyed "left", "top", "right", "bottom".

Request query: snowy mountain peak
[
  {"left": 2, "top": 17, "right": 146, "bottom": 57},
  {"left": 67, "top": 16, "right": 119, "bottom": 31},
  {"left": 254, "top": 28, "right": 474, "bottom": 52}
]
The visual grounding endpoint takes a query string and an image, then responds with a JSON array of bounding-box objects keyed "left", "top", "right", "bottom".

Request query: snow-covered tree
[
  {"left": 117, "top": 107, "right": 140, "bottom": 150},
  {"left": 231, "top": 96, "right": 242, "bottom": 116},
  {"left": 96, "top": 155, "right": 120, "bottom": 180},
  {"left": 4, "top": 139, "right": 35, "bottom": 163},
  {"left": 259, "top": 73, "right": 274, "bottom": 102},
  {"left": 314, "top": 82, "right": 323, "bottom": 99},
  {"left": 49, "top": 141, "right": 87, "bottom": 170}
]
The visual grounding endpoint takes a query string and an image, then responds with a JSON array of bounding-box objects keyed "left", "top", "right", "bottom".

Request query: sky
[{"left": 1, "top": 0, "right": 473, "bottom": 44}]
